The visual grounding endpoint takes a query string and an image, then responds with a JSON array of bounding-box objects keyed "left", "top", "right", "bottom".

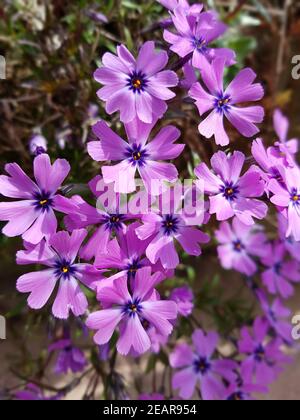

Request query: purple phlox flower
[
  {"left": 257, "top": 290, "right": 293, "bottom": 344},
  {"left": 29, "top": 132, "right": 48, "bottom": 156},
  {"left": 94, "top": 222, "right": 170, "bottom": 286},
  {"left": 88, "top": 119, "right": 184, "bottom": 194},
  {"left": 180, "top": 61, "right": 198, "bottom": 89},
  {"left": 86, "top": 267, "right": 178, "bottom": 356},
  {"left": 63, "top": 175, "right": 136, "bottom": 261},
  {"left": 94, "top": 41, "right": 178, "bottom": 124},
  {"left": 139, "top": 393, "right": 165, "bottom": 400},
  {"left": 269, "top": 109, "right": 298, "bottom": 167},
  {"left": 268, "top": 165, "right": 300, "bottom": 241},
  {"left": 261, "top": 241, "right": 300, "bottom": 299},
  {"left": 189, "top": 58, "right": 264, "bottom": 146},
  {"left": 169, "top": 286, "right": 194, "bottom": 317},
  {"left": 148, "top": 324, "right": 168, "bottom": 354},
  {"left": 136, "top": 199, "right": 210, "bottom": 269},
  {"left": 238, "top": 317, "right": 292, "bottom": 386},
  {"left": 251, "top": 138, "right": 286, "bottom": 192},
  {"left": 278, "top": 213, "right": 300, "bottom": 262},
  {"left": 158, "top": 0, "right": 201, "bottom": 13},
  {"left": 49, "top": 338, "right": 87, "bottom": 374},
  {"left": 195, "top": 151, "right": 268, "bottom": 225},
  {"left": 221, "top": 364, "right": 268, "bottom": 400},
  {"left": 170, "top": 329, "right": 237, "bottom": 400},
  {"left": 15, "top": 384, "right": 60, "bottom": 401},
  {"left": 0, "top": 154, "right": 74, "bottom": 245},
  {"left": 216, "top": 217, "right": 268, "bottom": 277},
  {"left": 16, "top": 229, "right": 104, "bottom": 319},
  {"left": 164, "top": 6, "right": 235, "bottom": 69}
]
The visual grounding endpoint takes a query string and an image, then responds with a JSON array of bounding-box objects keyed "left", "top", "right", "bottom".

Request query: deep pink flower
[
  {"left": 261, "top": 241, "right": 300, "bottom": 299},
  {"left": 94, "top": 41, "right": 178, "bottom": 124},
  {"left": 164, "top": 6, "right": 235, "bottom": 69},
  {"left": 189, "top": 58, "right": 264, "bottom": 146},
  {"left": 88, "top": 119, "right": 184, "bottom": 194},
  {"left": 16, "top": 229, "right": 103, "bottom": 319},
  {"left": 170, "top": 329, "right": 237, "bottom": 400},
  {"left": 238, "top": 317, "right": 292, "bottom": 386},
  {"left": 216, "top": 217, "right": 268, "bottom": 276},
  {"left": 195, "top": 151, "right": 268, "bottom": 225},
  {"left": 269, "top": 165, "right": 300, "bottom": 241},
  {"left": 0, "top": 154, "right": 72, "bottom": 245},
  {"left": 86, "top": 267, "right": 177, "bottom": 356}
]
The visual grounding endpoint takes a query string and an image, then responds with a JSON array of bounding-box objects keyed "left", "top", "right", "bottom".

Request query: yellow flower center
[
  {"left": 218, "top": 98, "right": 230, "bottom": 107},
  {"left": 132, "top": 79, "right": 142, "bottom": 89},
  {"left": 39, "top": 199, "right": 48, "bottom": 206}
]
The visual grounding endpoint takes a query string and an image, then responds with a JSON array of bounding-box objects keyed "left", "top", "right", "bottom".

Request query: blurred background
[{"left": 0, "top": 0, "right": 300, "bottom": 400}]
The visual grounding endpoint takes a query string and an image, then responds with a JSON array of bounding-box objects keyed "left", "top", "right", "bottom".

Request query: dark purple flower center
[
  {"left": 162, "top": 214, "right": 180, "bottom": 236},
  {"left": 290, "top": 188, "right": 300, "bottom": 205},
  {"left": 126, "top": 258, "right": 142, "bottom": 278},
  {"left": 104, "top": 214, "right": 124, "bottom": 232},
  {"left": 214, "top": 93, "right": 231, "bottom": 113},
  {"left": 268, "top": 309, "right": 277, "bottom": 323},
  {"left": 127, "top": 71, "right": 148, "bottom": 94},
  {"left": 35, "top": 146, "right": 47, "bottom": 156},
  {"left": 33, "top": 191, "right": 53, "bottom": 212},
  {"left": 233, "top": 240, "right": 244, "bottom": 253},
  {"left": 227, "top": 392, "right": 246, "bottom": 401},
  {"left": 125, "top": 143, "right": 148, "bottom": 166},
  {"left": 192, "top": 37, "right": 207, "bottom": 52},
  {"left": 221, "top": 183, "right": 239, "bottom": 201},
  {"left": 123, "top": 299, "right": 142, "bottom": 317},
  {"left": 194, "top": 357, "right": 211, "bottom": 375},
  {"left": 254, "top": 344, "right": 266, "bottom": 363},
  {"left": 274, "top": 262, "right": 282, "bottom": 275},
  {"left": 54, "top": 259, "right": 76, "bottom": 280}
]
